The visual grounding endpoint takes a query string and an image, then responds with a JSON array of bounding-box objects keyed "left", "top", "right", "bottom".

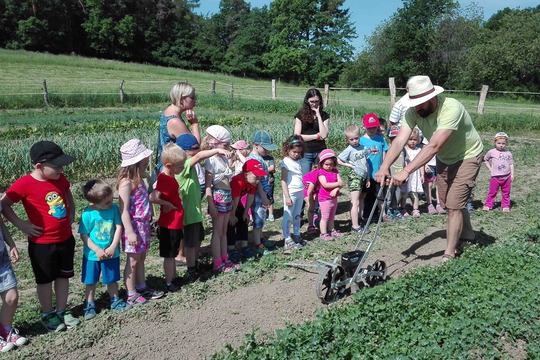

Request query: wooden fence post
[
  {"left": 272, "top": 79, "right": 276, "bottom": 100},
  {"left": 211, "top": 80, "right": 216, "bottom": 94},
  {"left": 42, "top": 80, "right": 49, "bottom": 107},
  {"left": 477, "top": 85, "right": 489, "bottom": 115},
  {"left": 119, "top": 80, "right": 125, "bottom": 104},
  {"left": 324, "top": 84, "right": 329, "bottom": 107},
  {"left": 389, "top": 77, "right": 396, "bottom": 109}
]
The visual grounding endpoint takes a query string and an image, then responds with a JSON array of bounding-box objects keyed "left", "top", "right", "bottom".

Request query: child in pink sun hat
[{"left": 317, "top": 149, "right": 345, "bottom": 240}]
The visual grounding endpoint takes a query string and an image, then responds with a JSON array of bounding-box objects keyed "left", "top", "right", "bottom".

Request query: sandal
[{"left": 442, "top": 253, "right": 455, "bottom": 262}]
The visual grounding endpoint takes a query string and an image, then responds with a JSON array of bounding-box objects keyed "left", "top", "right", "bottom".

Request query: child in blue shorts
[
  {"left": 79, "top": 180, "right": 131, "bottom": 320},
  {"left": 0, "top": 203, "right": 28, "bottom": 351}
]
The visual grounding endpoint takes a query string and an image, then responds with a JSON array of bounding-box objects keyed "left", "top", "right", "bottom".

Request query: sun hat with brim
[
  {"left": 206, "top": 125, "right": 232, "bottom": 144},
  {"left": 401, "top": 75, "right": 445, "bottom": 107},
  {"left": 30, "top": 141, "right": 75, "bottom": 166},
  {"left": 231, "top": 140, "right": 250, "bottom": 150},
  {"left": 120, "top": 139, "right": 153, "bottom": 167},
  {"left": 318, "top": 149, "right": 336, "bottom": 164}
]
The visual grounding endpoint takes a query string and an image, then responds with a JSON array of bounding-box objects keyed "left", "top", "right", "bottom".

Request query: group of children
[{"left": 0, "top": 112, "right": 514, "bottom": 350}]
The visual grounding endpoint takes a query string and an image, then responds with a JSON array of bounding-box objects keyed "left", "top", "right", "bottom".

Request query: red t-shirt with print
[
  {"left": 4, "top": 173, "right": 73, "bottom": 244},
  {"left": 155, "top": 172, "right": 184, "bottom": 230}
]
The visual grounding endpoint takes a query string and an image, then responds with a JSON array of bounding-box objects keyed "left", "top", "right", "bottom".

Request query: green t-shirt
[
  {"left": 175, "top": 158, "right": 203, "bottom": 226},
  {"left": 404, "top": 96, "right": 483, "bottom": 165}
]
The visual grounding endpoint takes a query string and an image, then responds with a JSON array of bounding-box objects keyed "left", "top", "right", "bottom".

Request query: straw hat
[{"left": 402, "top": 76, "right": 444, "bottom": 107}]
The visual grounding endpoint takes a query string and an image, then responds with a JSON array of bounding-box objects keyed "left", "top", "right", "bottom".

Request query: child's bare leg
[
  {"left": 0, "top": 288, "right": 18, "bottom": 327},
  {"left": 185, "top": 246, "right": 197, "bottom": 268},
  {"left": 319, "top": 220, "right": 328, "bottom": 235},
  {"left": 85, "top": 283, "right": 97, "bottom": 304},
  {"left": 359, "top": 192, "right": 367, "bottom": 220},
  {"left": 36, "top": 283, "right": 54, "bottom": 313},
  {"left": 135, "top": 252, "right": 147, "bottom": 286},
  {"left": 211, "top": 215, "right": 225, "bottom": 262},
  {"left": 220, "top": 214, "right": 230, "bottom": 257},
  {"left": 411, "top": 192, "right": 419, "bottom": 211},
  {"left": 306, "top": 197, "right": 315, "bottom": 226},
  {"left": 350, "top": 191, "right": 361, "bottom": 228},
  {"left": 106, "top": 282, "right": 119, "bottom": 299},
  {"left": 163, "top": 258, "right": 176, "bottom": 284},
  {"left": 54, "top": 278, "right": 69, "bottom": 311},
  {"left": 175, "top": 239, "right": 186, "bottom": 262},
  {"left": 124, "top": 253, "right": 140, "bottom": 292}
]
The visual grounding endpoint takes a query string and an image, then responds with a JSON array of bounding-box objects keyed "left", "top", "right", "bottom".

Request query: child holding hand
[
  {"left": 118, "top": 139, "right": 164, "bottom": 306},
  {"left": 79, "top": 180, "right": 131, "bottom": 320},
  {"left": 483, "top": 132, "right": 514, "bottom": 212},
  {"left": 317, "top": 149, "right": 344, "bottom": 240}
]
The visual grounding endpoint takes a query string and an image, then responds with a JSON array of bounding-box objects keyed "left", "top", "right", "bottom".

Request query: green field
[{"left": 1, "top": 50, "right": 540, "bottom": 358}]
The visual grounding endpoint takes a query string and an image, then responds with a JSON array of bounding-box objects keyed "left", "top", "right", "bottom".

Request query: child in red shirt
[
  {"left": 1, "top": 141, "right": 80, "bottom": 332},
  {"left": 227, "top": 159, "right": 267, "bottom": 262},
  {"left": 149, "top": 143, "right": 187, "bottom": 292}
]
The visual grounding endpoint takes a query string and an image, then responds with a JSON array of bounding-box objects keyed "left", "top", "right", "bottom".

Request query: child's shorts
[
  {"left": 158, "top": 227, "right": 183, "bottom": 258},
  {"left": 81, "top": 256, "right": 120, "bottom": 285},
  {"left": 0, "top": 261, "right": 18, "bottom": 294},
  {"left": 183, "top": 222, "right": 205, "bottom": 248},
  {"left": 28, "top": 235, "right": 75, "bottom": 285},
  {"left": 212, "top": 188, "right": 232, "bottom": 215},
  {"left": 251, "top": 193, "right": 266, "bottom": 229},
  {"left": 347, "top": 173, "right": 366, "bottom": 193},
  {"left": 425, "top": 165, "right": 437, "bottom": 182},
  {"left": 227, "top": 204, "right": 248, "bottom": 246}
]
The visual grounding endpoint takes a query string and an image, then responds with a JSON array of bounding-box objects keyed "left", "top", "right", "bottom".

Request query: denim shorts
[
  {"left": 250, "top": 193, "right": 267, "bottom": 229},
  {"left": 81, "top": 256, "right": 120, "bottom": 285},
  {"left": 0, "top": 263, "right": 18, "bottom": 294}
]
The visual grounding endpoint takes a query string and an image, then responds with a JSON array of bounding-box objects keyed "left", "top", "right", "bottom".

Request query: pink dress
[{"left": 122, "top": 182, "right": 152, "bottom": 254}]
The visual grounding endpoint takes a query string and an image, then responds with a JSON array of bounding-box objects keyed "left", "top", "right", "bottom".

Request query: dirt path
[{"left": 62, "top": 224, "right": 449, "bottom": 360}]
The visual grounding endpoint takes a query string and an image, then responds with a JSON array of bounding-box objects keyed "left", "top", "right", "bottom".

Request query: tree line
[{"left": 1, "top": 0, "right": 538, "bottom": 91}]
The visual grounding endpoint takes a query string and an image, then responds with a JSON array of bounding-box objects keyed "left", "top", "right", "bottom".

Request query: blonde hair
[
  {"left": 410, "top": 127, "right": 420, "bottom": 139},
  {"left": 161, "top": 143, "right": 187, "bottom": 166},
  {"left": 170, "top": 82, "right": 195, "bottom": 107},
  {"left": 83, "top": 179, "right": 113, "bottom": 203},
  {"left": 344, "top": 124, "right": 360, "bottom": 138}
]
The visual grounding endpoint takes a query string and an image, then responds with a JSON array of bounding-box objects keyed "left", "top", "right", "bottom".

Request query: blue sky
[{"left": 197, "top": 0, "right": 538, "bottom": 53}]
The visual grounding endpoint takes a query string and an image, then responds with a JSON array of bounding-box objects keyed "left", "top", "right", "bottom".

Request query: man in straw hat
[{"left": 375, "top": 75, "right": 483, "bottom": 262}]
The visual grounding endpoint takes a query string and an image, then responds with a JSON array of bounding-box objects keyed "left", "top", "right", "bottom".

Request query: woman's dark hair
[
  {"left": 281, "top": 135, "right": 305, "bottom": 158},
  {"left": 300, "top": 88, "right": 324, "bottom": 125}
]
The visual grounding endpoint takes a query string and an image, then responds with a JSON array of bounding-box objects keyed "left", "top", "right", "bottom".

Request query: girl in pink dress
[
  {"left": 118, "top": 139, "right": 164, "bottom": 306},
  {"left": 483, "top": 132, "right": 514, "bottom": 212}
]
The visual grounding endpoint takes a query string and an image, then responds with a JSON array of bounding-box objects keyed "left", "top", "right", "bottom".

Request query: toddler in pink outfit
[
  {"left": 483, "top": 132, "right": 514, "bottom": 212},
  {"left": 317, "top": 149, "right": 344, "bottom": 240}
]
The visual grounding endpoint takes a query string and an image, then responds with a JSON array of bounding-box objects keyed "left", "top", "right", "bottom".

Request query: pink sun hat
[
  {"left": 120, "top": 139, "right": 153, "bottom": 167},
  {"left": 231, "top": 140, "right": 250, "bottom": 150}
]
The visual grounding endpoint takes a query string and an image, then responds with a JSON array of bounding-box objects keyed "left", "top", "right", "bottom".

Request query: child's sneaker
[
  {"left": 138, "top": 286, "right": 165, "bottom": 300},
  {"left": 436, "top": 204, "right": 446, "bottom": 214},
  {"left": 383, "top": 213, "right": 394, "bottom": 222},
  {"left": 2, "top": 328, "right": 28, "bottom": 347},
  {"left": 307, "top": 225, "right": 318, "bottom": 234},
  {"left": 319, "top": 233, "right": 333, "bottom": 241},
  {"left": 127, "top": 293, "right": 148, "bottom": 306},
  {"left": 57, "top": 310, "right": 80, "bottom": 329},
  {"left": 256, "top": 244, "right": 271, "bottom": 256},
  {"left": 284, "top": 237, "right": 303, "bottom": 250},
  {"left": 84, "top": 303, "right": 96, "bottom": 321},
  {"left": 291, "top": 234, "right": 308, "bottom": 246},
  {"left": 427, "top": 204, "right": 438, "bottom": 215},
  {"left": 240, "top": 246, "right": 256, "bottom": 259},
  {"left": 502, "top": 207, "right": 510, "bottom": 213},
  {"left": 224, "top": 260, "right": 241, "bottom": 272},
  {"left": 351, "top": 226, "right": 363, "bottom": 233},
  {"left": 330, "top": 229, "right": 344, "bottom": 238},
  {"left": 412, "top": 209, "right": 421, "bottom": 217},
  {"left": 110, "top": 298, "right": 132, "bottom": 312},
  {"left": 184, "top": 268, "right": 201, "bottom": 283},
  {"left": 482, "top": 206, "right": 490, "bottom": 211},
  {"left": 0, "top": 337, "right": 14, "bottom": 352},
  {"left": 400, "top": 209, "right": 410, "bottom": 218},
  {"left": 393, "top": 210, "right": 405, "bottom": 220},
  {"left": 166, "top": 282, "right": 182, "bottom": 293},
  {"left": 227, "top": 249, "right": 242, "bottom": 263},
  {"left": 466, "top": 202, "right": 475, "bottom": 212},
  {"left": 267, "top": 214, "right": 275, "bottom": 222},
  {"left": 41, "top": 312, "right": 66, "bottom": 332}
]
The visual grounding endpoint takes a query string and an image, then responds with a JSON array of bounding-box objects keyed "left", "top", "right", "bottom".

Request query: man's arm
[
  {"left": 375, "top": 126, "right": 413, "bottom": 184},
  {"left": 402, "top": 129, "right": 453, "bottom": 175}
]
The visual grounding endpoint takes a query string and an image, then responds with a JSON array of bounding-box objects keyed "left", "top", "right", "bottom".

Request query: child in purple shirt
[{"left": 483, "top": 132, "right": 514, "bottom": 212}]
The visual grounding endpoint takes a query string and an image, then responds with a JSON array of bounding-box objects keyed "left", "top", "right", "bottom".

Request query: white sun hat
[
  {"left": 402, "top": 75, "right": 445, "bottom": 107},
  {"left": 120, "top": 139, "right": 153, "bottom": 167}
]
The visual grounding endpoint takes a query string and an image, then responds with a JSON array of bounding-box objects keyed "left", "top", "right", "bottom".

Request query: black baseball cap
[{"left": 30, "top": 141, "right": 75, "bottom": 166}]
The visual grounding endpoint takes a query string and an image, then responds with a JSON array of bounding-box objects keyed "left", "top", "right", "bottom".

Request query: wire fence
[{"left": 1, "top": 78, "right": 539, "bottom": 115}]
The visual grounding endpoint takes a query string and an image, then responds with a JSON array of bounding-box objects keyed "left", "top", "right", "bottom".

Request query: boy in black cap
[{"left": 0, "top": 141, "right": 80, "bottom": 332}]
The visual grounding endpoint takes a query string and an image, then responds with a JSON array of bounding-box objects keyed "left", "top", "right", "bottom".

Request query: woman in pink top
[
  {"left": 483, "top": 132, "right": 514, "bottom": 212},
  {"left": 317, "top": 149, "right": 344, "bottom": 240}
]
